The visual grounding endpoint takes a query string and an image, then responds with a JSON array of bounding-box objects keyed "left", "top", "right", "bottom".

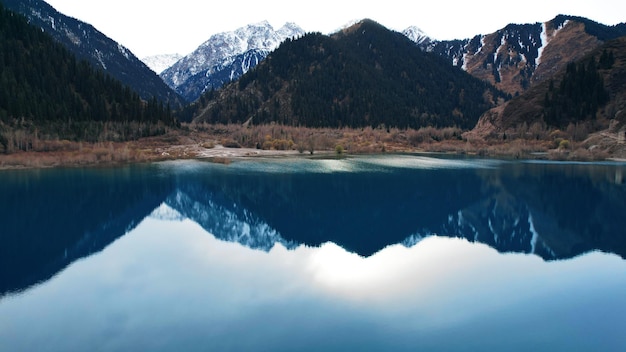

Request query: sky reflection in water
[{"left": 1, "top": 208, "right": 625, "bottom": 351}]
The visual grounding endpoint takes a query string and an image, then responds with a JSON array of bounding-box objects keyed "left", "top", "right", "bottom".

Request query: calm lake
[{"left": 1, "top": 155, "right": 625, "bottom": 351}]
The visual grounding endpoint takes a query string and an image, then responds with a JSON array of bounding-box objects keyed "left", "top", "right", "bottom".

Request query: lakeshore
[{"left": 1, "top": 125, "right": 625, "bottom": 170}]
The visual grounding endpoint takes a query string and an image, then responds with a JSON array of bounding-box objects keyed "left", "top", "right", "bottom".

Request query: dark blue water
[{"left": 1, "top": 155, "right": 625, "bottom": 351}]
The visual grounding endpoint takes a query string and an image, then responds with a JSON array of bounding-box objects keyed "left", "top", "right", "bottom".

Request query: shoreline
[
  {"left": 2, "top": 143, "right": 625, "bottom": 171},
  {"left": 0, "top": 142, "right": 335, "bottom": 171},
  {"left": 1, "top": 127, "right": 625, "bottom": 170}
]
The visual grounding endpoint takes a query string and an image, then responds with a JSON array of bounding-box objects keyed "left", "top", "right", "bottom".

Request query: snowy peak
[
  {"left": 402, "top": 26, "right": 431, "bottom": 45},
  {"left": 142, "top": 53, "right": 183, "bottom": 74},
  {"left": 277, "top": 22, "right": 305, "bottom": 37},
  {"left": 161, "top": 20, "right": 304, "bottom": 102}
]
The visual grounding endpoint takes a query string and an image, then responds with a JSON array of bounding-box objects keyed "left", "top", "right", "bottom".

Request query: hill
[
  {"left": 188, "top": 20, "right": 507, "bottom": 129},
  {"left": 2, "top": 0, "right": 183, "bottom": 108},
  {"left": 0, "top": 4, "right": 176, "bottom": 152}
]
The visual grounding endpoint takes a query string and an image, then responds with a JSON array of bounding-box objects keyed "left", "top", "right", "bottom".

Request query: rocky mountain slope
[
  {"left": 470, "top": 36, "right": 626, "bottom": 144},
  {"left": 413, "top": 15, "right": 626, "bottom": 97},
  {"left": 161, "top": 21, "right": 304, "bottom": 102},
  {"left": 3, "top": 0, "right": 183, "bottom": 107}
]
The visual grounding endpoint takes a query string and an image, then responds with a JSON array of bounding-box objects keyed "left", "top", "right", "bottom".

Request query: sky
[{"left": 44, "top": 0, "right": 625, "bottom": 58}]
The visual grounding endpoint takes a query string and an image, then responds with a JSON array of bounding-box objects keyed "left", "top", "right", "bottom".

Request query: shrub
[
  {"left": 200, "top": 141, "right": 216, "bottom": 149},
  {"left": 222, "top": 139, "right": 241, "bottom": 148},
  {"left": 272, "top": 139, "right": 294, "bottom": 150}
]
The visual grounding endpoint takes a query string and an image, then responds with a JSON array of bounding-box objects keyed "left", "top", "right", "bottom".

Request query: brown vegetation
[{"left": 2, "top": 121, "right": 625, "bottom": 170}]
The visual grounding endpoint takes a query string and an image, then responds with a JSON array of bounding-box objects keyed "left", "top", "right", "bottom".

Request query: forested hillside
[
  {"left": 0, "top": 4, "right": 175, "bottom": 151},
  {"left": 189, "top": 20, "right": 508, "bottom": 129},
  {"left": 543, "top": 52, "right": 612, "bottom": 127},
  {"left": 3, "top": 0, "right": 183, "bottom": 108}
]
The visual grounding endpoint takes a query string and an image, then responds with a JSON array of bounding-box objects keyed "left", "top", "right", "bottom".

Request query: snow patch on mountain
[
  {"left": 536, "top": 20, "right": 570, "bottom": 67},
  {"left": 537, "top": 22, "right": 548, "bottom": 66},
  {"left": 118, "top": 43, "right": 131, "bottom": 60},
  {"left": 142, "top": 53, "right": 183, "bottom": 74}
]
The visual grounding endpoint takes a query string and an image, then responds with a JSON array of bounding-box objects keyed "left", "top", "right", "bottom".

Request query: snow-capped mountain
[
  {"left": 3, "top": 0, "right": 183, "bottom": 107},
  {"left": 161, "top": 21, "right": 305, "bottom": 102},
  {"left": 142, "top": 53, "right": 183, "bottom": 74},
  {"left": 402, "top": 26, "right": 431, "bottom": 46},
  {"left": 175, "top": 49, "right": 268, "bottom": 105},
  {"left": 408, "top": 15, "right": 626, "bottom": 96}
]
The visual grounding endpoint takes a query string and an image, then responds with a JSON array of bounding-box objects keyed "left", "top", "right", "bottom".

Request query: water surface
[{"left": 1, "top": 155, "right": 625, "bottom": 351}]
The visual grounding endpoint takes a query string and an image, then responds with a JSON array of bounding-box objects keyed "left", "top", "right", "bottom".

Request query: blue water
[{"left": 1, "top": 155, "right": 625, "bottom": 351}]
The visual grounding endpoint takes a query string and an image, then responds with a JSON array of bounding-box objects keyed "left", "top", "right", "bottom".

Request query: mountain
[
  {"left": 188, "top": 19, "right": 507, "bottom": 129},
  {"left": 142, "top": 53, "right": 183, "bottom": 74},
  {"left": 471, "top": 35, "right": 626, "bottom": 138},
  {"left": 161, "top": 21, "right": 305, "bottom": 102},
  {"left": 0, "top": 3, "right": 175, "bottom": 148},
  {"left": 2, "top": 0, "right": 183, "bottom": 108},
  {"left": 413, "top": 15, "right": 626, "bottom": 97}
]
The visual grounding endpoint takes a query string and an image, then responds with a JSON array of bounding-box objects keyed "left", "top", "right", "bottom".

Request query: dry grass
[{"left": 2, "top": 122, "right": 623, "bottom": 170}]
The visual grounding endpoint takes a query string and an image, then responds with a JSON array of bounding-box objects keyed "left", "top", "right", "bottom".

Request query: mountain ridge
[
  {"left": 161, "top": 14, "right": 625, "bottom": 109},
  {"left": 189, "top": 19, "right": 506, "bottom": 128},
  {"left": 412, "top": 15, "right": 626, "bottom": 96}
]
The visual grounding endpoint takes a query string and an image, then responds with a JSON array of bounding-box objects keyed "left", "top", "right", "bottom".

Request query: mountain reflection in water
[
  {"left": 1, "top": 155, "right": 625, "bottom": 298},
  {"left": 1, "top": 155, "right": 626, "bottom": 351}
]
